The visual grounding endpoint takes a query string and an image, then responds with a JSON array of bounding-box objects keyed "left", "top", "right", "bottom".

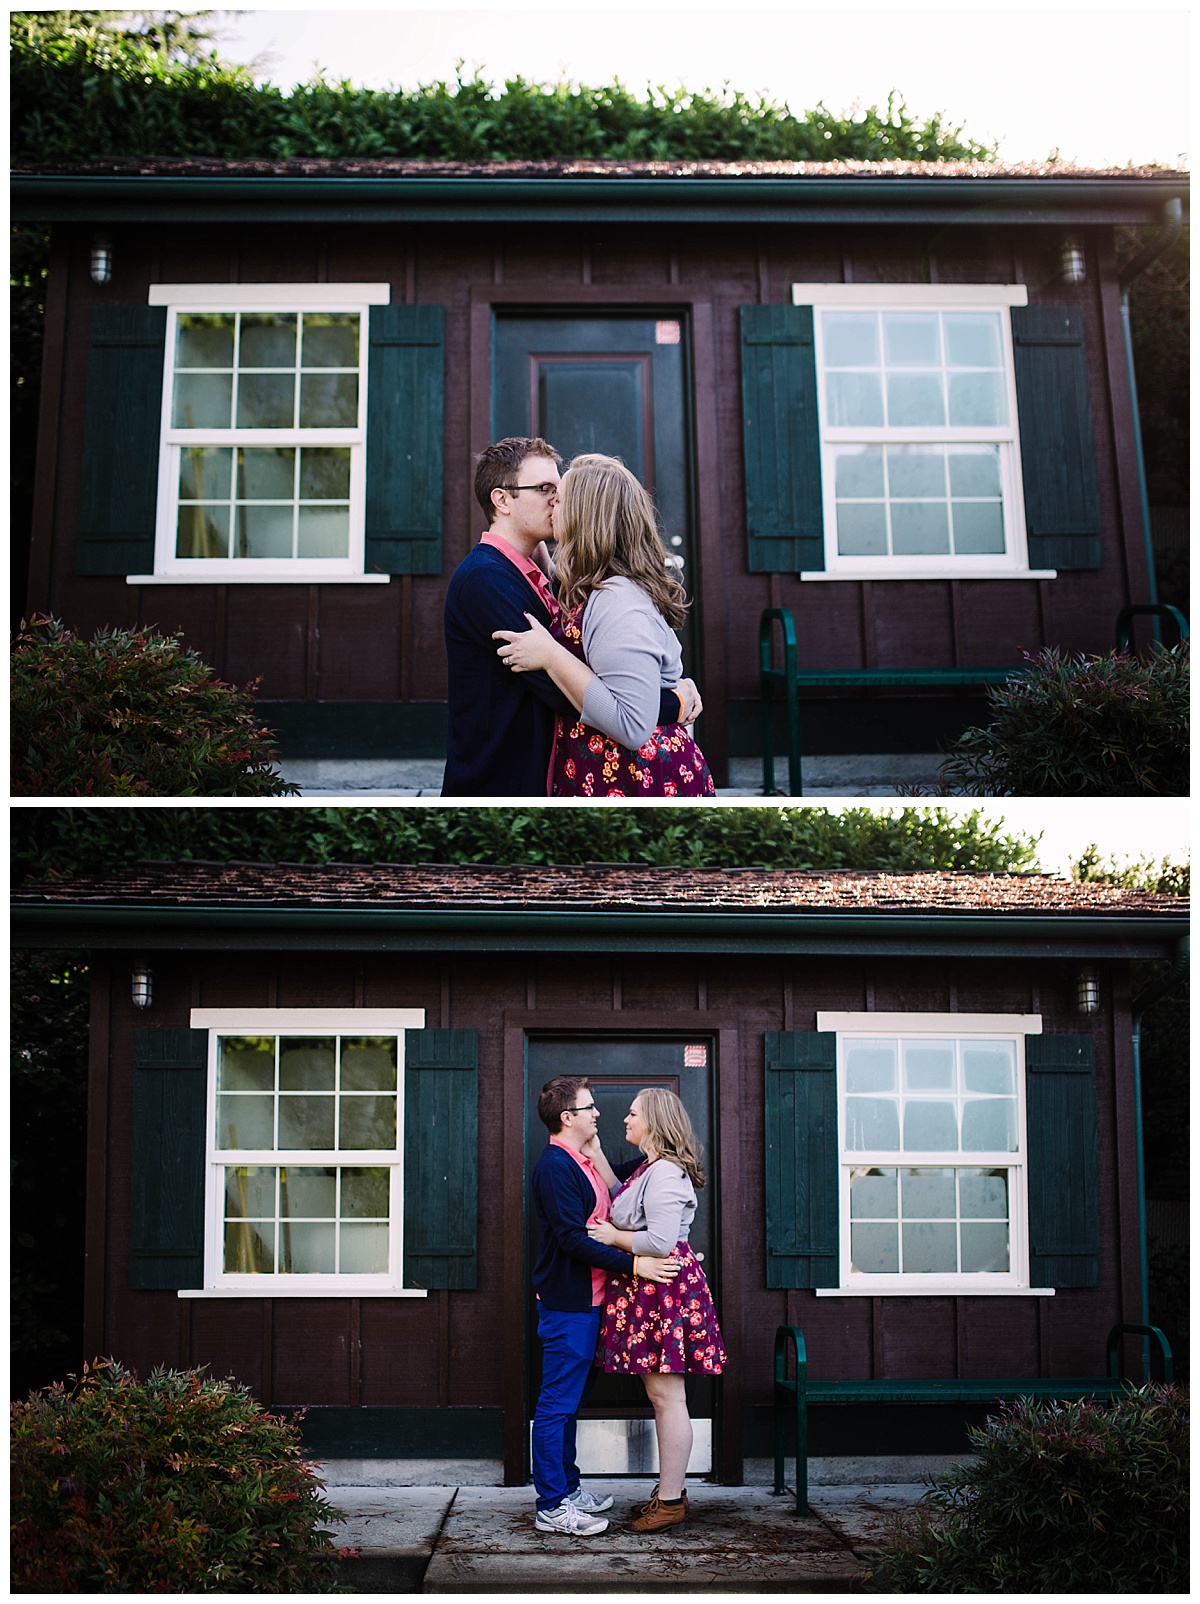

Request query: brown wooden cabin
[
  {"left": 12, "top": 863, "right": 1188, "bottom": 1479},
  {"left": 12, "top": 158, "right": 1190, "bottom": 785}
]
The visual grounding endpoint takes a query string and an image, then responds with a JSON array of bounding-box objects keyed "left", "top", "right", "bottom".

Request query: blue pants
[{"left": 531, "top": 1306, "right": 601, "bottom": 1512}]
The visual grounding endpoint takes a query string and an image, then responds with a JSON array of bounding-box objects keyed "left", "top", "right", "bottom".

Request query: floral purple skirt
[
  {"left": 596, "top": 1242, "right": 726, "bottom": 1376},
  {"left": 551, "top": 719, "right": 715, "bottom": 798}
]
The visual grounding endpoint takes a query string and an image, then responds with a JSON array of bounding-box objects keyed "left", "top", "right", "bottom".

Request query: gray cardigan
[
  {"left": 578, "top": 577, "right": 684, "bottom": 749},
  {"left": 610, "top": 1156, "right": 697, "bottom": 1256}
]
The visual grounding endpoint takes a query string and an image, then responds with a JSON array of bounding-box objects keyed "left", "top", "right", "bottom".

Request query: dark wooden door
[
  {"left": 524, "top": 1034, "right": 718, "bottom": 1474},
  {"left": 493, "top": 313, "right": 700, "bottom": 676}
]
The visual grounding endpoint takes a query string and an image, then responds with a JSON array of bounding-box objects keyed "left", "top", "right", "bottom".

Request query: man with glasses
[
  {"left": 530, "top": 1075, "right": 680, "bottom": 1535},
  {"left": 442, "top": 437, "right": 694, "bottom": 796}
]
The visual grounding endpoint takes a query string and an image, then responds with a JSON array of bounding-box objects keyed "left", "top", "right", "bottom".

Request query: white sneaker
[
  {"left": 535, "top": 1501, "right": 610, "bottom": 1536},
  {"left": 567, "top": 1484, "right": 615, "bottom": 1514}
]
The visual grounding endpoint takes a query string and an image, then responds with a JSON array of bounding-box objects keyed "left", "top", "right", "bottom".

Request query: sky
[{"left": 213, "top": 1, "right": 1191, "bottom": 169}]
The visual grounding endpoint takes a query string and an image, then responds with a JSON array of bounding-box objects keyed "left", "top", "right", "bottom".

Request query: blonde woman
[
  {"left": 586, "top": 1089, "right": 726, "bottom": 1533},
  {"left": 492, "top": 454, "right": 714, "bottom": 797}
]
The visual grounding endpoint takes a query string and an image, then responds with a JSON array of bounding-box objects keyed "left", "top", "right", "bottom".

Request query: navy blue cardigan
[{"left": 531, "top": 1144, "right": 640, "bottom": 1313}]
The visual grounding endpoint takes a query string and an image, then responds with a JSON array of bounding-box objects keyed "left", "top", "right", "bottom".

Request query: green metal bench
[
  {"left": 1115, "top": 603, "right": 1189, "bottom": 652},
  {"left": 772, "top": 1321, "right": 1174, "bottom": 1516}
]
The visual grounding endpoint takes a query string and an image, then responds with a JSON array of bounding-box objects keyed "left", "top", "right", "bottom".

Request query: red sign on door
[{"left": 684, "top": 1044, "right": 707, "bottom": 1067}]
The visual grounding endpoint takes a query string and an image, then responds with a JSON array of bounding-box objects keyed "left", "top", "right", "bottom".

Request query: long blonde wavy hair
[
  {"left": 636, "top": 1086, "right": 706, "bottom": 1190},
  {"left": 554, "top": 454, "right": 688, "bottom": 630}
]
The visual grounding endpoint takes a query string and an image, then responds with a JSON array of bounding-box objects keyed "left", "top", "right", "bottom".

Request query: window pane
[
  {"left": 300, "top": 373, "right": 358, "bottom": 428},
  {"left": 849, "top": 1166, "right": 897, "bottom": 1218},
  {"left": 176, "top": 504, "right": 230, "bottom": 559},
  {"left": 886, "top": 374, "right": 945, "bottom": 426},
  {"left": 218, "top": 1093, "right": 273, "bottom": 1150},
  {"left": 238, "top": 447, "right": 296, "bottom": 501},
  {"left": 300, "top": 447, "right": 352, "bottom": 500},
  {"left": 177, "top": 313, "right": 235, "bottom": 369},
  {"left": 959, "top": 1168, "right": 1009, "bottom": 1219},
  {"left": 833, "top": 446, "right": 884, "bottom": 499},
  {"left": 224, "top": 1219, "right": 274, "bottom": 1273},
  {"left": 961, "top": 1098, "right": 1017, "bottom": 1152},
  {"left": 219, "top": 1038, "right": 275, "bottom": 1092},
  {"left": 279, "top": 1038, "right": 336, "bottom": 1091},
  {"left": 851, "top": 1222, "right": 898, "bottom": 1272},
  {"left": 947, "top": 371, "right": 1006, "bottom": 426},
  {"left": 340, "top": 1222, "right": 389, "bottom": 1273},
  {"left": 278, "top": 1094, "right": 335, "bottom": 1149},
  {"left": 944, "top": 312, "right": 1002, "bottom": 369},
  {"left": 836, "top": 502, "right": 888, "bottom": 557},
  {"left": 903, "top": 1042, "right": 954, "bottom": 1091},
  {"left": 902, "top": 1222, "right": 957, "bottom": 1273},
  {"left": 824, "top": 312, "right": 879, "bottom": 367},
  {"left": 224, "top": 1165, "right": 275, "bottom": 1218},
  {"left": 826, "top": 372, "right": 884, "bottom": 426},
  {"left": 280, "top": 1221, "right": 335, "bottom": 1273},
  {"left": 341, "top": 1039, "right": 398, "bottom": 1093},
  {"left": 302, "top": 312, "right": 360, "bottom": 368},
  {"left": 180, "top": 446, "right": 233, "bottom": 501},
  {"left": 947, "top": 445, "right": 1002, "bottom": 498},
  {"left": 297, "top": 506, "right": 350, "bottom": 559},
  {"left": 961, "top": 1222, "right": 1009, "bottom": 1273},
  {"left": 891, "top": 501, "right": 950, "bottom": 555},
  {"left": 339, "top": 1095, "right": 398, "bottom": 1151},
  {"left": 901, "top": 1167, "right": 956, "bottom": 1218},
  {"left": 887, "top": 446, "right": 945, "bottom": 499},
  {"left": 963, "top": 1043, "right": 1016, "bottom": 1095},
  {"left": 902, "top": 1100, "right": 958, "bottom": 1150},
  {"left": 236, "top": 504, "right": 293, "bottom": 559},
  {"left": 173, "top": 372, "right": 232, "bottom": 429},
  {"left": 280, "top": 1166, "right": 337, "bottom": 1218},
  {"left": 342, "top": 1167, "right": 391, "bottom": 1218},
  {"left": 237, "top": 373, "right": 295, "bottom": 429},
  {"left": 846, "top": 1096, "right": 900, "bottom": 1150},
  {"left": 845, "top": 1042, "right": 896, "bottom": 1094},
  {"left": 953, "top": 502, "right": 1005, "bottom": 555},
  {"left": 240, "top": 313, "right": 297, "bottom": 369},
  {"left": 883, "top": 312, "right": 940, "bottom": 366}
]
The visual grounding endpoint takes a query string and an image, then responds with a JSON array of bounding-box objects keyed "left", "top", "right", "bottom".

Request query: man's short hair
[
  {"left": 475, "top": 437, "right": 562, "bottom": 524},
  {"left": 537, "top": 1074, "right": 590, "bottom": 1135}
]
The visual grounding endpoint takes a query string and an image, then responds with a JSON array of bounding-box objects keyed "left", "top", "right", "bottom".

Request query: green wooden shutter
[
  {"left": 1011, "top": 306, "right": 1102, "bottom": 571},
  {"left": 130, "top": 1027, "right": 208, "bottom": 1289},
  {"left": 764, "top": 1031, "right": 838, "bottom": 1288},
  {"left": 739, "top": 305, "right": 824, "bottom": 573},
  {"left": 1026, "top": 1033, "right": 1099, "bottom": 1287},
  {"left": 77, "top": 306, "right": 168, "bottom": 576},
  {"left": 403, "top": 1028, "right": 478, "bottom": 1289},
  {"left": 366, "top": 304, "right": 444, "bottom": 574}
]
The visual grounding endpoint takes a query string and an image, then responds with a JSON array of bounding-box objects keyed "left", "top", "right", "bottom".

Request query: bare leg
[{"left": 642, "top": 1372, "right": 691, "bottom": 1500}]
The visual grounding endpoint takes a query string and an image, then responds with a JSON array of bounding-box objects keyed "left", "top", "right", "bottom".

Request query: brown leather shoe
[{"left": 629, "top": 1492, "right": 688, "bottom": 1532}]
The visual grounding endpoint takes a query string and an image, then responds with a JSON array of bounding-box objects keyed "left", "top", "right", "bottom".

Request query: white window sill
[
  {"left": 801, "top": 570, "right": 1057, "bottom": 582},
  {"left": 127, "top": 573, "right": 391, "bottom": 585},
  {"left": 179, "top": 1286, "right": 428, "bottom": 1299},
  {"left": 816, "top": 1285, "right": 1054, "bottom": 1297}
]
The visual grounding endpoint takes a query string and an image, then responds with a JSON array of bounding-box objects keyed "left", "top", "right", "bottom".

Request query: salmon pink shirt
[{"left": 549, "top": 1136, "right": 611, "bottom": 1306}]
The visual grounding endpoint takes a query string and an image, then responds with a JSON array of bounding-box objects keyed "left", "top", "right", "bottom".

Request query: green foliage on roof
[{"left": 10, "top": 10, "right": 998, "bottom": 164}]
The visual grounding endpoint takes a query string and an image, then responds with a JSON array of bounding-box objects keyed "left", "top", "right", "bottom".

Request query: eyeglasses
[
  {"left": 566, "top": 1102, "right": 598, "bottom": 1115},
  {"left": 502, "top": 482, "right": 559, "bottom": 497}
]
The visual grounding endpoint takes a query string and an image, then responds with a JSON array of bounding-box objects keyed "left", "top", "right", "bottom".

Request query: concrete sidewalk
[{"left": 319, "top": 1457, "right": 953, "bottom": 1593}]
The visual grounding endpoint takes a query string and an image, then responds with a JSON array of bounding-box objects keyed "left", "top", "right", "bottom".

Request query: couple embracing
[{"left": 442, "top": 437, "right": 714, "bottom": 798}]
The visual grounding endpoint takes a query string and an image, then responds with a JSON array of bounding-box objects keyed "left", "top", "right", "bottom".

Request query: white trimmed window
[
  {"left": 189, "top": 1008, "right": 425, "bottom": 1297},
  {"left": 147, "top": 284, "right": 389, "bottom": 581},
  {"left": 792, "top": 285, "right": 1046, "bottom": 581},
  {"left": 817, "top": 1012, "right": 1044, "bottom": 1294}
]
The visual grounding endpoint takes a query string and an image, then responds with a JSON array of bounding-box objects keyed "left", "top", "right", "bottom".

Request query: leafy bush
[
  {"left": 11, "top": 616, "right": 298, "bottom": 796},
  {"left": 11, "top": 1360, "right": 349, "bottom": 1593},
  {"left": 864, "top": 1387, "right": 1189, "bottom": 1593},
  {"left": 940, "top": 645, "right": 1189, "bottom": 795}
]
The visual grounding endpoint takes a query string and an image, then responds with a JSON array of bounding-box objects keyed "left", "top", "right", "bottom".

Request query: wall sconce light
[
  {"left": 1060, "top": 235, "right": 1086, "bottom": 285},
  {"left": 131, "top": 963, "right": 153, "bottom": 1010},
  {"left": 1076, "top": 968, "right": 1101, "bottom": 1014},
  {"left": 90, "top": 235, "right": 113, "bottom": 284}
]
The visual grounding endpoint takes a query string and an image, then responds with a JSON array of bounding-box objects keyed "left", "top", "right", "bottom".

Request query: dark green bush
[
  {"left": 11, "top": 616, "right": 298, "bottom": 796},
  {"left": 865, "top": 1387, "right": 1189, "bottom": 1593},
  {"left": 940, "top": 645, "right": 1189, "bottom": 795},
  {"left": 11, "top": 1360, "right": 350, "bottom": 1593}
]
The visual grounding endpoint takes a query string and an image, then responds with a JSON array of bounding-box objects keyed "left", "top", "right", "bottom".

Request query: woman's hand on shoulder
[{"left": 493, "top": 612, "right": 557, "bottom": 673}]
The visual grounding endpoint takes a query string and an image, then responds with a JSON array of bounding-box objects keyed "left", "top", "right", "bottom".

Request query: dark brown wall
[
  {"left": 90, "top": 945, "right": 1141, "bottom": 1414},
  {"left": 33, "top": 216, "right": 1149, "bottom": 751}
]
